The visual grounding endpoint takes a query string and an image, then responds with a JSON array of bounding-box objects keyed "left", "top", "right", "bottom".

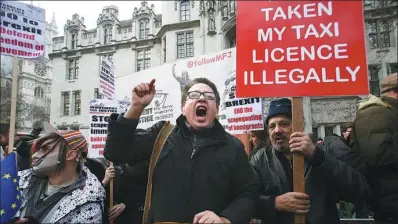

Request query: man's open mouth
[{"left": 195, "top": 106, "right": 207, "bottom": 118}]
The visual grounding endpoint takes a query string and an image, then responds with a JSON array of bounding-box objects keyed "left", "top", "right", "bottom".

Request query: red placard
[{"left": 236, "top": 1, "right": 369, "bottom": 98}]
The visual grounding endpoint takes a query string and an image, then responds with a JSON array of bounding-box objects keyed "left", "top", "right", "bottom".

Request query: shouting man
[
  {"left": 104, "top": 78, "right": 258, "bottom": 223},
  {"left": 12, "top": 130, "right": 105, "bottom": 223},
  {"left": 250, "top": 98, "right": 370, "bottom": 224}
]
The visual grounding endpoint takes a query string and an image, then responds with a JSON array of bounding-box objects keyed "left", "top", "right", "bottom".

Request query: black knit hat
[{"left": 265, "top": 98, "right": 292, "bottom": 125}]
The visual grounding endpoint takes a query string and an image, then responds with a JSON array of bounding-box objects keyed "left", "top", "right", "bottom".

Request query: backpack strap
[{"left": 143, "top": 121, "right": 175, "bottom": 224}]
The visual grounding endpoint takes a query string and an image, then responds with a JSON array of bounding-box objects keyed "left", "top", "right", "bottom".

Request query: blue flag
[{"left": 1, "top": 152, "right": 21, "bottom": 223}]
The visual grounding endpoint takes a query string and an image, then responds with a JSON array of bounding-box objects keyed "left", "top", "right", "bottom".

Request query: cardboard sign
[{"left": 236, "top": 1, "right": 369, "bottom": 97}]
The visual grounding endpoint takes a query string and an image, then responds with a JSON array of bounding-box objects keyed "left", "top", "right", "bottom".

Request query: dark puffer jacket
[
  {"left": 250, "top": 144, "right": 370, "bottom": 224},
  {"left": 104, "top": 113, "right": 259, "bottom": 224},
  {"left": 349, "top": 95, "right": 398, "bottom": 222}
]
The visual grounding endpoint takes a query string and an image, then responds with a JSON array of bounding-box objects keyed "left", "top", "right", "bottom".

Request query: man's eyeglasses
[{"left": 187, "top": 91, "right": 216, "bottom": 100}]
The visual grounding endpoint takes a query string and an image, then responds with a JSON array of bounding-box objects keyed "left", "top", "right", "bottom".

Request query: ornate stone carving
[
  {"left": 155, "top": 21, "right": 161, "bottom": 28},
  {"left": 199, "top": 0, "right": 205, "bottom": 16},
  {"left": 311, "top": 98, "right": 359, "bottom": 125},
  {"left": 97, "top": 5, "right": 119, "bottom": 25},
  {"left": 229, "top": 0, "right": 236, "bottom": 15},
  {"left": 207, "top": 9, "right": 216, "bottom": 36},
  {"left": 34, "top": 62, "right": 47, "bottom": 77},
  {"left": 221, "top": 1, "right": 229, "bottom": 21},
  {"left": 133, "top": 1, "right": 155, "bottom": 20},
  {"left": 376, "top": 49, "right": 389, "bottom": 58},
  {"left": 206, "top": 0, "right": 216, "bottom": 11},
  {"left": 191, "top": 1, "right": 195, "bottom": 8},
  {"left": 64, "top": 13, "right": 85, "bottom": 31},
  {"left": 122, "top": 28, "right": 128, "bottom": 38},
  {"left": 88, "top": 35, "right": 93, "bottom": 44}
]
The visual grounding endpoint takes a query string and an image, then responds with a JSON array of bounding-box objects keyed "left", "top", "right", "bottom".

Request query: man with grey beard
[{"left": 250, "top": 98, "right": 370, "bottom": 224}]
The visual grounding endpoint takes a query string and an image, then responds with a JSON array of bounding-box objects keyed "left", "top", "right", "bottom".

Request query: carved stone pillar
[
  {"left": 149, "top": 18, "right": 154, "bottom": 37},
  {"left": 217, "top": 34, "right": 224, "bottom": 51},
  {"left": 131, "top": 43, "right": 137, "bottom": 71},
  {"left": 132, "top": 20, "right": 137, "bottom": 40},
  {"left": 317, "top": 125, "right": 325, "bottom": 139},
  {"left": 132, "top": 50, "right": 137, "bottom": 71},
  {"left": 63, "top": 31, "right": 68, "bottom": 49},
  {"left": 112, "top": 24, "right": 117, "bottom": 43},
  {"left": 95, "top": 27, "right": 100, "bottom": 46},
  {"left": 333, "top": 124, "right": 341, "bottom": 136},
  {"left": 77, "top": 29, "right": 83, "bottom": 48}
]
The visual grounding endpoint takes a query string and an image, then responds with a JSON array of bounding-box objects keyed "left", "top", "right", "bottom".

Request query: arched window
[
  {"left": 180, "top": 0, "right": 190, "bottom": 21},
  {"left": 104, "top": 25, "right": 112, "bottom": 44},
  {"left": 139, "top": 18, "right": 150, "bottom": 39},
  {"left": 34, "top": 87, "right": 44, "bottom": 98}
]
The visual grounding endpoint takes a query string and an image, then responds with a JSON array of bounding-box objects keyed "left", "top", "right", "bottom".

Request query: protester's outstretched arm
[
  {"left": 104, "top": 112, "right": 165, "bottom": 165},
  {"left": 309, "top": 145, "right": 371, "bottom": 204}
]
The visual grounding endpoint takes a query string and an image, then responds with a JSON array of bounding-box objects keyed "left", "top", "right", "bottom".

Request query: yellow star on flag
[
  {"left": 16, "top": 186, "right": 19, "bottom": 191},
  {"left": 11, "top": 203, "right": 17, "bottom": 209},
  {"left": 16, "top": 195, "right": 20, "bottom": 200},
  {"left": 3, "top": 173, "right": 11, "bottom": 179},
  {"left": 13, "top": 178, "right": 17, "bottom": 183},
  {"left": 0, "top": 209, "right": 5, "bottom": 216}
]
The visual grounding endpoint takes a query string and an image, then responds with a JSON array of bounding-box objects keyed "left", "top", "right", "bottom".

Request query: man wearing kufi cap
[
  {"left": 10, "top": 130, "right": 105, "bottom": 224},
  {"left": 250, "top": 98, "right": 370, "bottom": 224},
  {"left": 349, "top": 73, "right": 398, "bottom": 223}
]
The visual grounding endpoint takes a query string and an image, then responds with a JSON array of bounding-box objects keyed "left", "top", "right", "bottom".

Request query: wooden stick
[
  {"left": 109, "top": 162, "right": 114, "bottom": 224},
  {"left": 292, "top": 97, "right": 306, "bottom": 224},
  {"left": 6, "top": 57, "right": 19, "bottom": 156}
]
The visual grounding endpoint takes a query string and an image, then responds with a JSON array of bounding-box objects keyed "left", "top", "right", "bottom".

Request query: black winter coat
[
  {"left": 250, "top": 145, "right": 370, "bottom": 224},
  {"left": 104, "top": 113, "right": 259, "bottom": 224}
]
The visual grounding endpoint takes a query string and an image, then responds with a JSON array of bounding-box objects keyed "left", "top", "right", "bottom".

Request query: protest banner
[
  {"left": 0, "top": 1, "right": 46, "bottom": 59},
  {"left": 236, "top": 1, "right": 369, "bottom": 97},
  {"left": 88, "top": 99, "right": 128, "bottom": 158},
  {"left": 115, "top": 48, "right": 264, "bottom": 136},
  {"left": 0, "top": 1, "right": 46, "bottom": 156},
  {"left": 99, "top": 56, "right": 115, "bottom": 100},
  {"left": 236, "top": 1, "right": 369, "bottom": 223}
]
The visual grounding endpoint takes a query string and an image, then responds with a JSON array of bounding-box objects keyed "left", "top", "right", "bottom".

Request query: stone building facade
[
  {"left": 0, "top": 14, "right": 58, "bottom": 132},
  {"left": 48, "top": 0, "right": 397, "bottom": 138}
]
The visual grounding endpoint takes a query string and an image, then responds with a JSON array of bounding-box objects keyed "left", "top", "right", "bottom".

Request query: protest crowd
[
  {"left": 0, "top": 1, "right": 397, "bottom": 224},
  {"left": 0, "top": 72, "right": 397, "bottom": 224}
]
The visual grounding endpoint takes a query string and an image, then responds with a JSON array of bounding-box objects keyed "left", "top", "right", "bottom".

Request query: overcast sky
[{"left": 20, "top": 1, "right": 162, "bottom": 36}]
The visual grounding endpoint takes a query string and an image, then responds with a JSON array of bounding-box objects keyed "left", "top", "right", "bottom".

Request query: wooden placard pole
[
  {"left": 6, "top": 57, "right": 19, "bottom": 156},
  {"left": 292, "top": 97, "right": 306, "bottom": 224},
  {"left": 109, "top": 162, "right": 114, "bottom": 224}
]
